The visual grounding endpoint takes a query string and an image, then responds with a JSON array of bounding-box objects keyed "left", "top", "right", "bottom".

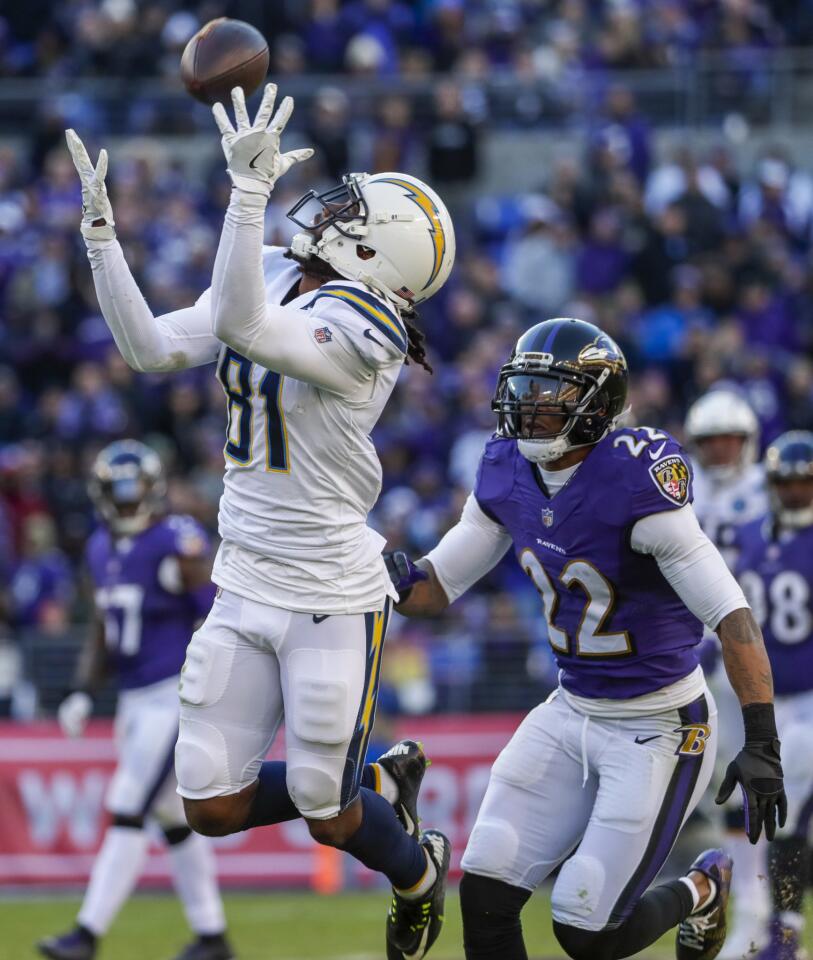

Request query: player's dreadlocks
[{"left": 401, "top": 307, "right": 433, "bottom": 374}]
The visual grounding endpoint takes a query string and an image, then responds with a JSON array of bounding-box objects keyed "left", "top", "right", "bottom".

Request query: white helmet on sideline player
[
  {"left": 287, "top": 172, "right": 456, "bottom": 308},
  {"left": 684, "top": 389, "right": 759, "bottom": 482}
]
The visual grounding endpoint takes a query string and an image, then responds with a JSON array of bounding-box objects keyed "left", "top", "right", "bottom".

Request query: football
[{"left": 180, "top": 17, "right": 269, "bottom": 105}]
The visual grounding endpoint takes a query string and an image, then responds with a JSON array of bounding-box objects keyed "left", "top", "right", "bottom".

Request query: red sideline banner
[{"left": 0, "top": 715, "right": 522, "bottom": 887}]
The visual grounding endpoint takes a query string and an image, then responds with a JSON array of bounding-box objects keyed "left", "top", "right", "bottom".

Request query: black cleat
[
  {"left": 386, "top": 829, "right": 451, "bottom": 960},
  {"left": 378, "top": 739, "right": 428, "bottom": 839},
  {"left": 37, "top": 928, "right": 97, "bottom": 960},
  {"left": 676, "top": 848, "right": 734, "bottom": 960},
  {"left": 170, "top": 933, "right": 235, "bottom": 960}
]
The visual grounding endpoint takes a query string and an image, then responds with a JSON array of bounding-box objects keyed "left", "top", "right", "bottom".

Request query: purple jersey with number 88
[{"left": 473, "top": 426, "right": 703, "bottom": 699}]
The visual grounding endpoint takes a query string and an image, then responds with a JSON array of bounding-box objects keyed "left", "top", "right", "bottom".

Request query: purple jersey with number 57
[
  {"left": 736, "top": 518, "right": 813, "bottom": 696},
  {"left": 474, "top": 427, "right": 703, "bottom": 699},
  {"left": 86, "top": 515, "right": 214, "bottom": 690}
]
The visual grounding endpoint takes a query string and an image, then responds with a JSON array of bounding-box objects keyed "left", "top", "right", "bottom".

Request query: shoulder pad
[
  {"left": 603, "top": 427, "right": 694, "bottom": 522},
  {"left": 474, "top": 436, "right": 519, "bottom": 514},
  {"left": 163, "top": 515, "right": 210, "bottom": 558},
  {"left": 307, "top": 282, "right": 407, "bottom": 355}
]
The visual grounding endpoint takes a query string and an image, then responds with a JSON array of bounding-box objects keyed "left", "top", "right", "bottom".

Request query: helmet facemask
[
  {"left": 288, "top": 173, "right": 404, "bottom": 303},
  {"left": 492, "top": 353, "right": 615, "bottom": 464}
]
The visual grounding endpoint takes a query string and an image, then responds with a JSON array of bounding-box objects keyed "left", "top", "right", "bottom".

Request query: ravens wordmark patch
[{"left": 649, "top": 455, "right": 690, "bottom": 505}]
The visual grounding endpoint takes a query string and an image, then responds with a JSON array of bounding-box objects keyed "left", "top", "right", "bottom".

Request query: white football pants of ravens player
[
  {"left": 462, "top": 683, "right": 717, "bottom": 932},
  {"left": 176, "top": 589, "right": 390, "bottom": 820},
  {"left": 68, "top": 678, "right": 226, "bottom": 941}
]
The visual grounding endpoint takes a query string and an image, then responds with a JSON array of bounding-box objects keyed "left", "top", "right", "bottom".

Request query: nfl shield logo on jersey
[
  {"left": 649, "top": 455, "right": 690, "bottom": 506},
  {"left": 314, "top": 326, "right": 333, "bottom": 343},
  {"left": 541, "top": 507, "right": 554, "bottom": 527}
]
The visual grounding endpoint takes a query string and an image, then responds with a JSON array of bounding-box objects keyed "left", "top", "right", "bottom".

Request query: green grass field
[
  {"left": 0, "top": 890, "right": 670, "bottom": 960},
  {"left": 7, "top": 889, "right": 813, "bottom": 960}
]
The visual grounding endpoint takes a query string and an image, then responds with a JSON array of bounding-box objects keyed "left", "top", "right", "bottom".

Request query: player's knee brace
[
  {"left": 459, "top": 872, "right": 531, "bottom": 959},
  {"left": 163, "top": 825, "right": 193, "bottom": 846},
  {"left": 550, "top": 854, "right": 606, "bottom": 927},
  {"left": 111, "top": 813, "right": 144, "bottom": 830},
  {"left": 553, "top": 921, "right": 613, "bottom": 960}
]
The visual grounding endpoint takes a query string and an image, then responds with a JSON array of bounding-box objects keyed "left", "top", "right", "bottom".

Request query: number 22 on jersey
[
  {"left": 521, "top": 549, "right": 632, "bottom": 657},
  {"left": 218, "top": 348, "right": 290, "bottom": 473}
]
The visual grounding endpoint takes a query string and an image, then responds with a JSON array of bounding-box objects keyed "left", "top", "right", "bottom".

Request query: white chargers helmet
[
  {"left": 287, "top": 172, "right": 456, "bottom": 308},
  {"left": 684, "top": 389, "right": 759, "bottom": 481}
]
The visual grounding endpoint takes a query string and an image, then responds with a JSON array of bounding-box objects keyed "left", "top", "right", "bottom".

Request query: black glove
[
  {"left": 384, "top": 550, "right": 428, "bottom": 604},
  {"left": 715, "top": 703, "right": 787, "bottom": 844}
]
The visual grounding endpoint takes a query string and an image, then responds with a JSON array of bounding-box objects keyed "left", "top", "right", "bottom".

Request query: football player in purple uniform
[
  {"left": 386, "top": 318, "right": 786, "bottom": 960},
  {"left": 38, "top": 441, "right": 233, "bottom": 960},
  {"left": 736, "top": 432, "right": 813, "bottom": 960}
]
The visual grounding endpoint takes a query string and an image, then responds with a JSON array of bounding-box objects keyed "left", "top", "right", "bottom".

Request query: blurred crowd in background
[
  {"left": 4, "top": 0, "right": 813, "bottom": 82},
  {"left": 2, "top": 0, "right": 813, "bottom": 719}
]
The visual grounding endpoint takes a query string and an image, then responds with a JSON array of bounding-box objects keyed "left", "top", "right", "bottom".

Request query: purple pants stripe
[
  {"left": 134, "top": 726, "right": 179, "bottom": 819},
  {"left": 608, "top": 695, "right": 709, "bottom": 926}
]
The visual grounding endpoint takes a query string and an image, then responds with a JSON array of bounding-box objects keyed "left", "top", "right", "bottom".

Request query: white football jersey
[
  {"left": 211, "top": 247, "right": 403, "bottom": 614},
  {"left": 692, "top": 462, "right": 768, "bottom": 569}
]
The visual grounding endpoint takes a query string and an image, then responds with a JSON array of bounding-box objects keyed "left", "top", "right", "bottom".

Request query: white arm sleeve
[
  {"left": 85, "top": 238, "right": 220, "bottom": 372},
  {"left": 210, "top": 191, "right": 367, "bottom": 395},
  {"left": 424, "top": 494, "right": 513, "bottom": 603},
  {"left": 630, "top": 504, "right": 749, "bottom": 630}
]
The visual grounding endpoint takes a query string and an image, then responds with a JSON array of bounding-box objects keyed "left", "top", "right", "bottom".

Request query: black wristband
[{"left": 742, "top": 702, "right": 777, "bottom": 742}]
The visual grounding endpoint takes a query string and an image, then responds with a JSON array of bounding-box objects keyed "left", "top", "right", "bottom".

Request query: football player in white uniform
[
  {"left": 65, "top": 84, "right": 456, "bottom": 960},
  {"left": 685, "top": 389, "right": 767, "bottom": 569},
  {"left": 685, "top": 389, "right": 772, "bottom": 959}
]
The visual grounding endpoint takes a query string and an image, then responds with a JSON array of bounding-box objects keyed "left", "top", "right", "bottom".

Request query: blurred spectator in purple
[
  {"left": 8, "top": 512, "right": 73, "bottom": 631},
  {"left": 575, "top": 207, "right": 629, "bottom": 294},
  {"left": 593, "top": 86, "right": 651, "bottom": 184}
]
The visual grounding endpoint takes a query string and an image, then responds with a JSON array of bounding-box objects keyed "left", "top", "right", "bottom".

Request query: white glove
[
  {"left": 58, "top": 691, "right": 94, "bottom": 738},
  {"left": 212, "top": 84, "right": 314, "bottom": 198},
  {"left": 65, "top": 129, "right": 116, "bottom": 241}
]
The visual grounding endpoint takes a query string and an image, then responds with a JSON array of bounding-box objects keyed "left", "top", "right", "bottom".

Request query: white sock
[
  {"left": 680, "top": 876, "right": 700, "bottom": 912},
  {"left": 169, "top": 832, "right": 226, "bottom": 936},
  {"left": 683, "top": 875, "right": 717, "bottom": 914},
  {"left": 395, "top": 849, "right": 437, "bottom": 900},
  {"left": 726, "top": 831, "right": 770, "bottom": 920},
  {"left": 372, "top": 763, "right": 399, "bottom": 806},
  {"left": 78, "top": 826, "right": 149, "bottom": 935}
]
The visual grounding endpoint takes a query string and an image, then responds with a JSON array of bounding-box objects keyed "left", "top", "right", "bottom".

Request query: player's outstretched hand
[
  {"left": 212, "top": 84, "right": 314, "bottom": 198},
  {"left": 715, "top": 738, "right": 787, "bottom": 844},
  {"left": 64, "top": 129, "right": 116, "bottom": 241},
  {"left": 384, "top": 550, "right": 428, "bottom": 604},
  {"left": 57, "top": 691, "right": 94, "bottom": 739}
]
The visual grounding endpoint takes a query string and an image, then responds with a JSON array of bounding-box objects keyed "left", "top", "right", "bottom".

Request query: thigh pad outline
[
  {"left": 178, "top": 627, "right": 236, "bottom": 708},
  {"left": 287, "top": 648, "right": 364, "bottom": 746}
]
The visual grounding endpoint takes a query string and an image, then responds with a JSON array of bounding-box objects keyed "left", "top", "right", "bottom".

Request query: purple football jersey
[
  {"left": 474, "top": 427, "right": 702, "bottom": 699},
  {"left": 736, "top": 518, "right": 813, "bottom": 696},
  {"left": 86, "top": 515, "right": 213, "bottom": 690}
]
